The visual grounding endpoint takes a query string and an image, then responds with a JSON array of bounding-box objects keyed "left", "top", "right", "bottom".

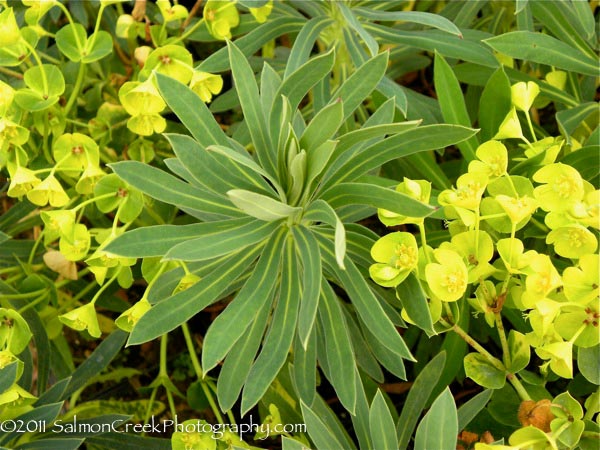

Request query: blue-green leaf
[
  {"left": 414, "top": 387, "right": 458, "bottom": 450},
  {"left": 241, "top": 236, "right": 300, "bottom": 415},
  {"left": 370, "top": 391, "right": 397, "bottom": 450},
  {"left": 484, "top": 31, "right": 599, "bottom": 76},
  {"left": 164, "top": 218, "right": 279, "bottom": 261},
  {"left": 292, "top": 226, "right": 322, "bottom": 348},
  {"left": 129, "top": 249, "right": 261, "bottom": 345},
  {"left": 202, "top": 229, "right": 286, "bottom": 372}
]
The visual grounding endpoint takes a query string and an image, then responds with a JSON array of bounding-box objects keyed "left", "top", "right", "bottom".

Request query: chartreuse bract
[{"left": 106, "top": 41, "right": 476, "bottom": 417}]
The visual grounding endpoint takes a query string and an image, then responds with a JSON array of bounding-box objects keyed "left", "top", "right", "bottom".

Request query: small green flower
[
  {"left": 545, "top": 70, "right": 567, "bottom": 91},
  {"left": 438, "top": 172, "right": 488, "bottom": 211},
  {"left": 468, "top": 140, "right": 508, "bottom": 179},
  {"left": 533, "top": 163, "right": 584, "bottom": 212},
  {"left": 23, "top": 0, "right": 57, "bottom": 25},
  {"left": 120, "top": 79, "right": 167, "bottom": 116},
  {"left": 173, "top": 273, "right": 202, "bottom": 294},
  {"left": 0, "top": 118, "right": 30, "bottom": 147},
  {"left": 156, "top": 0, "right": 188, "bottom": 22},
  {"left": 535, "top": 341, "right": 573, "bottom": 379},
  {"left": 425, "top": 248, "right": 468, "bottom": 302},
  {"left": 40, "top": 209, "right": 76, "bottom": 243},
  {"left": 443, "top": 230, "right": 495, "bottom": 283},
  {"left": 469, "top": 281, "right": 497, "bottom": 327},
  {"left": 52, "top": 133, "right": 100, "bottom": 173},
  {"left": 7, "top": 166, "right": 41, "bottom": 198},
  {"left": 523, "top": 136, "right": 563, "bottom": 165},
  {"left": 115, "top": 298, "right": 151, "bottom": 332},
  {"left": 555, "top": 300, "right": 600, "bottom": 348},
  {"left": 493, "top": 108, "right": 523, "bottom": 140},
  {"left": 58, "top": 224, "right": 90, "bottom": 262},
  {"left": 370, "top": 232, "right": 418, "bottom": 287},
  {"left": 249, "top": 0, "right": 273, "bottom": 23},
  {"left": 0, "top": 80, "right": 15, "bottom": 116},
  {"left": 26, "top": 173, "right": 69, "bottom": 207},
  {"left": 563, "top": 254, "right": 599, "bottom": 304},
  {"left": 378, "top": 178, "right": 431, "bottom": 226},
  {"left": 496, "top": 238, "right": 537, "bottom": 274},
  {"left": 511, "top": 81, "right": 540, "bottom": 112},
  {"left": 59, "top": 303, "right": 101, "bottom": 338},
  {"left": 189, "top": 71, "right": 223, "bottom": 103},
  {"left": 203, "top": 0, "right": 240, "bottom": 40},
  {"left": 495, "top": 194, "right": 538, "bottom": 224},
  {"left": 546, "top": 225, "right": 597, "bottom": 259},
  {"left": 0, "top": 383, "right": 37, "bottom": 408},
  {"left": 0, "top": 309, "right": 32, "bottom": 354},
  {"left": 115, "top": 14, "right": 135, "bottom": 39},
  {"left": 76, "top": 163, "right": 106, "bottom": 194},
  {"left": 0, "top": 8, "right": 22, "bottom": 48},
  {"left": 127, "top": 114, "right": 167, "bottom": 136},
  {"left": 140, "top": 45, "right": 194, "bottom": 84},
  {"left": 521, "top": 254, "right": 562, "bottom": 308}
]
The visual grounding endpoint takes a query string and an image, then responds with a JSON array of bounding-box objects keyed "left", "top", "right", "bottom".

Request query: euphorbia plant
[{"left": 105, "top": 41, "right": 476, "bottom": 422}]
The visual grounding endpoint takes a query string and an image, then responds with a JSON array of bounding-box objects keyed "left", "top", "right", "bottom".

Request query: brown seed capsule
[{"left": 518, "top": 399, "right": 554, "bottom": 432}]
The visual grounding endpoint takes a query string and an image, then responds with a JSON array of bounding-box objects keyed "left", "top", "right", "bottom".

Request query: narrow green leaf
[
  {"left": 321, "top": 182, "right": 435, "bottom": 218},
  {"left": 333, "top": 51, "right": 389, "bottom": 120},
  {"left": 396, "top": 273, "right": 435, "bottom": 336},
  {"left": 301, "top": 401, "right": 346, "bottom": 450},
  {"left": 342, "top": 307, "right": 384, "bottom": 383},
  {"left": 300, "top": 101, "right": 344, "bottom": 151},
  {"left": 366, "top": 24, "right": 499, "bottom": 68},
  {"left": 228, "top": 41, "right": 276, "bottom": 177},
  {"left": 556, "top": 102, "right": 598, "bottom": 145},
  {"left": 397, "top": 352, "right": 447, "bottom": 447},
  {"left": 529, "top": 1, "right": 596, "bottom": 59},
  {"left": 354, "top": 8, "right": 462, "bottom": 37},
  {"left": 155, "top": 73, "right": 229, "bottom": 148},
  {"left": 241, "top": 236, "right": 300, "bottom": 415},
  {"left": 292, "top": 331, "right": 317, "bottom": 407},
  {"left": 304, "top": 200, "right": 346, "bottom": 269},
  {"left": 199, "top": 17, "right": 305, "bottom": 72},
  {"left": 65, "top": 330, "right": 127, "bottom": 397},
  {"left": 484, "top": 31, "right": 599, "bottom": 76},
  {"left": 206, "top": 144, "right": 283, "bottom": 195},
  {"left": 217, "top": 291, "right": 272, "bottom": 412},
  {"left": 323, "top": 124, "right": 478, "bottom": 188},
  {"left": 457, "top": 389, "right": 493, "bottom": 431},
  {"left": 292, "top": 226, "right": 322, "bottom": 348},
  {"left": 479, "top": 67, "right": 512, "bottom": 141},
  {"left": 167, "top": 135, "right": 274, "bottom": 196},
  {"left": 319, "top": 281, "right": 356, "bottom": 413},
  {"left": 285, "top": 16, "right": 334, "bottom": 77},
  {"left": 202, "top": 228, "right": 286, "bottom": 372},
  {"left": 360, "top": 320, "right": 406, "bottom": 380},
  {"left": 370, "top": 391, "right": 398, "bottom": 450},
  {"left": 338, "top": 3, "right": 378, "bottom": 57},
  {"left": 109, "top": 161, "right": 242, "bottom": 218},
  {"left": 129, "top": 249, "right": 260, "bottom": 345},
  {"left": 0, "top": 362, "right": 19, "bottom": 393},
  {"left": 305, "top": 140, "right": 338, "bottom": 197},
  {"left": 282, "top": 437, "right": 310, "bottom": 450},
  {"left": 17, "top": 439, "right": 84, "bottom": 450},
  {"left": 318, "top": 238, "right": 414, "bottom": 362},
  {"left": 434, "top": 52, "right": 478, "bottom": 161},
  {"left": 276, "top": 49, "right": 336, "bottom": 110},
  {"left": 414, "top": 387, "right": 458, "bottom": 450},
  {"left": 227, "top": 189, "right": 302, "bottom": 221},
  {"left": 165, "top": 219, "right": 279, "bottom": 261},
  {"left": 351, "top": 369, "right": 374, "bottom": 450},
  {"left": 106, "top": 219, "right": 250, "bottom": 258}
]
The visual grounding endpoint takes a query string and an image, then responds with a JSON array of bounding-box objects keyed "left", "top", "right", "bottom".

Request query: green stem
[
  {"left": 86, "top": 5, "right": 106, "bottom": 52},
  {"left": 445, "top": 320, "right": 506, "bottom": 373},
  {"left": 22, "top": 40, "right": 48, "bottom": 96},
  {"left": 171, "top": 17, "right": 206, "bottom": 44},
  {"left": 495, "top": 312, "right": 510, "bottom": 367},
  {"left": 524, "top": 111, "right": 538, "bottom": 143},
  {"left": 28, "top": 230, "right": 45, "bottom": 265},
  {"left": 56, "top": 2, "right": 84, "bottom": 51},
  {"left": 17, "top": 293, "right": 48, "bottom": 315},
  {"left": 71, "top": 192, "right": 115, "bottom": 213},
  {"left": 0, "top": 66, "right": 23, "bottom": 79},
  {"left": 64, "top": 63, "right": 87, "bottom": 117},
  {"left": 1, "top": 288, "right": 48, "bottom": 300},
  {"left": 418, "top": 222, "right": 431, "bottom": 264},
  {"left": 507, "top": 374, "right": 532, "bottom": 401},
  {"left": 55, "top": 268, "right": 90, "bottom": 290},
  {"left": 181, "top": 323, "right": 225, "bottom": 424},
  {"left": 89, "top": 270, "right": 120, "bottom": 305}
]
